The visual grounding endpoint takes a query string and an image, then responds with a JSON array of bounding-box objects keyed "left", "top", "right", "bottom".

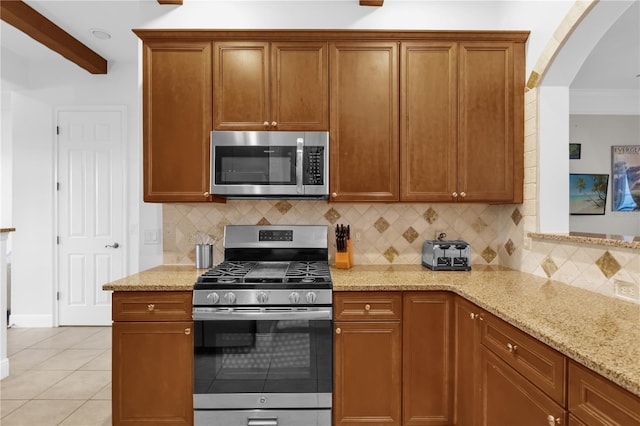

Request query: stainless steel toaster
[{"left": 422, "top": 240, "right": 471, "bottom": 271}]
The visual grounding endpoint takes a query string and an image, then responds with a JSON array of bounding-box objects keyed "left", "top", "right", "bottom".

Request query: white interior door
[{"left": 57, "top": 108, "right": 126, "bottom": 325}]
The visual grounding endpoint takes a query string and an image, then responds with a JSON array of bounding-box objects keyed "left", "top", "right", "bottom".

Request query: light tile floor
[{"left": 1, "top": 326, "right": 112, "bottom": 425}]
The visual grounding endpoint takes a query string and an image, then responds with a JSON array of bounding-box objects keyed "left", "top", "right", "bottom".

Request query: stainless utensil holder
[{"left": 195, "top": 244, "right": 213, "bottom": 269}]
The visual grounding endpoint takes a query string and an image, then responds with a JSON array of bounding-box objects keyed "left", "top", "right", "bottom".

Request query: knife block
[{"left": 335, "top": 240, "right": 353, "bottom": 269}]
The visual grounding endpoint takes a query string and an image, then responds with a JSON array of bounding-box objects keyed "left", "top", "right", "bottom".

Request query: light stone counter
[
  {"left": 331, "top": 264, "right": 640, "bottom": 397},
  {"left": 102, "top": 263, "right": 640, "bottom": 397},
  {"left": 102, "top": 265, "right": 202, "bottom": 291}
]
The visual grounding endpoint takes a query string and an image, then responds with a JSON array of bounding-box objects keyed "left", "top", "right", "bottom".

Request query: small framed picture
[
  {"left": 569, "top": 143, "right": 581, "bottom": 159},
  {"left": 569, "top": 174, "right": 609, "bottom": 215}
]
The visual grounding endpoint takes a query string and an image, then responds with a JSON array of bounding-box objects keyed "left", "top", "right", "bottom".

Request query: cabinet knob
[
  {"left": 204, "top": 192, "right": 210, "bottom": 197},
  {"left": 547, "top": 415, "right": 561, "bottom": 425},
  {"left": 147, "top": 304, "right": 155, "bottom": 312},
  {"left": 364, "top": 304, "right": 371, "bottom": 311},
  {"left": 507, "top": 342, "right": 518, "bottom": 353},
  {"left": 332, "top": 192, "right": 337, "bottom": 198},
  {"left": 336, "top": 327, "right": 341, "bottom": 335},
  {"left": 184, "top": 328, "right": 191, "bottom": 335},
  {"left": 470, "top": 312, "right": 477, "bottom": 320},
  {"left": 460, "top": 191, "right": 467, "bottom": 198},
  {"left": 452, "top": 192, "right": 458, "bottom": 198},
  {"left": 271, "top": 121, "right": 277, "bottom": 127},
  {"left": 263, "top": 121, "right": 269, "bottom": 127}
]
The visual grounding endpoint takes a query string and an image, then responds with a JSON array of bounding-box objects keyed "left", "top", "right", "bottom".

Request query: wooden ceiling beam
[
  {"left": 0, "top": 0, "right": 107, "bottom": 74},
  {"left": 360, "top": 0, "right": 384, "bottom": 6}
]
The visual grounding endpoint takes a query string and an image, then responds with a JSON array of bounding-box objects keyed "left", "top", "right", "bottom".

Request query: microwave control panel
[{"left": 303, "top": 147, "right": 325, "bottom": 186}]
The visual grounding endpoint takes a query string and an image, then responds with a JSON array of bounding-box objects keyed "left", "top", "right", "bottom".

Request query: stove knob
[
  {"left": 289, "top": 292, "right": 300, "bottom": 304},
  {"left": 305, "top": 292, "right": 317, "bottom": 304},
  {"left": 225, "top": 292, "right": 236, "bottom": 304},
  {"left": 206, "top": 292, "right": 220, "bottom": 304},
  {"left": 257, "top": 291, "right": 269, "bottom": 304}
]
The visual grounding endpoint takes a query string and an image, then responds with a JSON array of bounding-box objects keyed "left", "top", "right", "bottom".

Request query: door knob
[{"left": 105, "top": 242, "right": 119, "bottom": 248}]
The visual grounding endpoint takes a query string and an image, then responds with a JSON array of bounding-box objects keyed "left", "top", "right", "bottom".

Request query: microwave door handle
[{"left": 296, "top": 138, "right": 304, "bottom": 194}]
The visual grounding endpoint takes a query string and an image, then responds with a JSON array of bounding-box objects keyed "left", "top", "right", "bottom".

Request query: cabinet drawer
[
  {"left": 569, "top": 360, "right": 640, "bottom": 426},
  {"left": 334, "top": 292, "right": 402, "bottom": 321},
  {"left": 481, "top": 312, "right": 566, "bottom": 405},
  {"left": 113, "top": 291, "right": 192, "bottom": 322}
]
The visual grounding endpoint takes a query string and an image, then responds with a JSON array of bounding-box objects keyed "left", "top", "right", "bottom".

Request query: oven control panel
[{"left": 259, "top": 230, "right": 293, "bottom": 242}]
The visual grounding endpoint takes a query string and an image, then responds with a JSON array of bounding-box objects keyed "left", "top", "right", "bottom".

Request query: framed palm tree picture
[{"left": 569, "top": 174, "right": 609, "bottom": 215}]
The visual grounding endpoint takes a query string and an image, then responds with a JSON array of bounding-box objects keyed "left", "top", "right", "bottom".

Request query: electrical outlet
[
  {"left": 355, "top": 232, "right": 362, "bottom": 242},
  {"left": 614, "top": 280, "right": 639, "bottom": 302}
]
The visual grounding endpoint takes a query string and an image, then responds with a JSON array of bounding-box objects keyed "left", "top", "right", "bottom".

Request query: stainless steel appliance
[
  {"left": 422, "top": 239, "right": 472, "bottom": 271},
  {"left": 192, "top": 225, "right": 333, "bottom": 426},
  {"left": 210, "top": 131, "right": 329, "bottom": 198}
]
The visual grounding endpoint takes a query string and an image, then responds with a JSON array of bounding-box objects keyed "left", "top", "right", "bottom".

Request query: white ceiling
[{"left": 1, "top": 0, "right": 638, "bottom": 90}]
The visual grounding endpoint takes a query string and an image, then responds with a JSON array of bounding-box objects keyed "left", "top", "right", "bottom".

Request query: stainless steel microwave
[{"left": 210, "top": 131, "right": 329, "bottom": 199}]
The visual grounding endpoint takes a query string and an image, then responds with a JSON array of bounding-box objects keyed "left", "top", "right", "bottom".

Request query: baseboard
[
  {"left": 9, "top": 314, "right": 54, "bottom": 328},
  {"left": 1, "top": 357, "right": 9, "bottom": 380}
]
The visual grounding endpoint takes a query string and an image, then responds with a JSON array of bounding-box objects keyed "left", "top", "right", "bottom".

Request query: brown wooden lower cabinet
[
  {"left": 112, "top": 291, "right": 193, "bottom": 426},
  {"left": 333, "top": 292, "right": 453, "bottom": 426},
  {"left": 479, "top": 346, "right": 566, "bottom": 426},
  {"left": 568, "top": 360, "right": 640, "bottom": 426},
  {"left": 333, "top": 292, "right": 403, "bottom": 426},
  {"left": 403, "top": 292, "right": 453, "bottom": 425}
]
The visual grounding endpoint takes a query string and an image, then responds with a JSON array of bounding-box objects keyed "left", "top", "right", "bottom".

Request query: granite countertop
[
  {"left": 103, "top": 263, "right": 640, "bottom": 397},
  {"left": 529, "top": 231, "right": 640, "bottom": 250}
]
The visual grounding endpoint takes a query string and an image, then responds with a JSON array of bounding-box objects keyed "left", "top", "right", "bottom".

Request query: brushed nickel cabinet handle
[
  {"left": 184, "top": 328, "right": 191, "bottom": 335},
  {"left": 147, "top": 304, "right": 155, "bottom": 312},
  {"left": 452, "top": 192, "right": 458, "bottom": 198},
  {"left": 336, "top": 327, "right": 341, "bottom": 335},
  {"left": 332, "top": 192, "right": 337, "bottom": 198},
  {"left": 507, "top": 342, "right": 518, "bottom": 353},
  {"left": 271, "top": 121, "right": 277, "bottom": 127},
  {"left": 263, "top": 121, "right": 269, "bottom": 127},
  {"left": 460, "top": 191, "right": 467, "bottom": 198},
  {"left": 204, "top": 192, "right": 210, "bottom": 197},
  {"left": 364, "top": 304, "right": 371, "bottom": 311}
]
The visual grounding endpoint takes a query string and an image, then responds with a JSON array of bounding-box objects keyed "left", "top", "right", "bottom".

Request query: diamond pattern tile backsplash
[
  {"left": 163, "top": 201, "right": 504, "bottom": 267},
  {"left": 164, "top": 199, "right": 639, "bottom": 303}
]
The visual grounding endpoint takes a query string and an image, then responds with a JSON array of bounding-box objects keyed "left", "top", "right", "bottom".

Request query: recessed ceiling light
[{"left": 90, "top": 28, "right": 111, "bottom": 40}]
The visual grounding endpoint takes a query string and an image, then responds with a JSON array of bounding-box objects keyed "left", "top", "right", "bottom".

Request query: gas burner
[
  {"left": 301, "top": 277, "right": 315, "bottom": 283},
  {"left": 217, "top": 277, "right": 237, "bottom": 284}
]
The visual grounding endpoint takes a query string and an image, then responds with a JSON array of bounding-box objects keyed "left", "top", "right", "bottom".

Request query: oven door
[{"left": 193, "top": 307, "right": 333, "bottom": 412}]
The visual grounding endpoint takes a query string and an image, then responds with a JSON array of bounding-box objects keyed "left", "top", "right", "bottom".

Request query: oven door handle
[
  {"left": 193, "top": 307, "right": 333, "bottom": 321},
  {"left": 247, "top": 419, "right": 278, "bottom": 426}
]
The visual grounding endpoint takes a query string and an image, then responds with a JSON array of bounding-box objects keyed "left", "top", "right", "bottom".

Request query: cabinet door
[
  {"left": 329, "top": 42, "right": 399, "bottom": 202},
  {"left": 214, "top": 41, "right": 270, "bottom": 130},
  {"left": 458, "top": 41, "right": 524, "bottom": 203},
  {"left": 400, "top": 42, "right": 458, "bottom": 202},
  {"left": 479, "top": 346, "right": 566, "bottom": 426},
  {"left": 403, "top": 292, "right": 454, "bottom": 425},
  {"left": 142, "top": 40, "right": 213, "bottom": 202},
  {"left": 271, "top": 41, "right": 328, "bottom": 130},
  {"left": 112, "top": 321, "right": 194, "bottom": 426},
  {"left": 334, "top": 321, "right": 402, "bottom": 426},
  {"left": 454, "top": 296, "right": 482, "bottom": 426},
  {"left": 568, "top": 360, "right": 640, "bottom": 426}
]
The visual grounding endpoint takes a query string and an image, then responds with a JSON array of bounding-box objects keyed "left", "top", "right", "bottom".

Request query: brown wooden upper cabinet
[
  {"left": 213, "top": 41, "right": 328, "bottom": 131},
  {"left": 400, "top": 40, "right": 524, "bottom": 203},
  {"left": 140, "top": 39, "right": 214, "bottom": 202},
  {"left": 329, "top": 41, "right": 400, "bottom": 202}
]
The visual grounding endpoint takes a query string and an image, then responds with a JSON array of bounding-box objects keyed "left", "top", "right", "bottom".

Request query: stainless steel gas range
[{"left": 192, "top": 225, "right": 333, "bottom": 426}]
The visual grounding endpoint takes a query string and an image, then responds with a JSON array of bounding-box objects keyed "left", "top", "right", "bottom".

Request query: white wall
[
  {"left": 569, "top": 115, "right": 640, "bottom": 236},
  {"left": 10, "top": 92, "right": 54, "bottom": 326},
  {"left": 537, "top": 0, "right": 637, "bottom": 234},
  {"left": 0, "top": 0, "right": 579, "bottom": 326}
]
